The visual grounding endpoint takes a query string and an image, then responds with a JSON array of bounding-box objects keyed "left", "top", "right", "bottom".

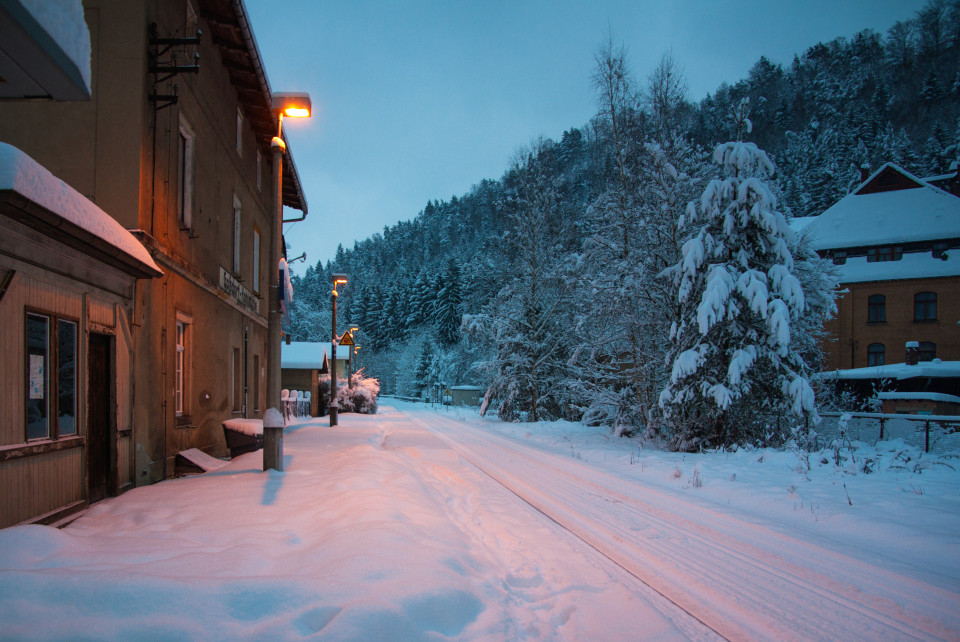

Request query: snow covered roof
[
  {"left": 878, "top": 391, "right": 960, "bottom": 404},
  {"left": 281, "top": 341, "right": 350, "bottom": 370},
  {"left": 0, "top": 0, "right": 91, "bottom": 100},
  {"left": 804, "top": 163, "right": 960, "bottom": 252},
  {"left": 0, "top": 142, "right": 162, "bottom": 279},
  {"left": 832, "top": 250, "right": 960, "bottom": 284},
  {"left": 282, "top": 342, "right": 326, "bottom": 370},
  {"left": 819, "top": 360, "right": 960, "bottom": 381},
  {"left": 789, "top": 216, "right": 816, "bottom": 234},
  {"left": 199, "top": 0, "right": 306, "bottom": 214}
]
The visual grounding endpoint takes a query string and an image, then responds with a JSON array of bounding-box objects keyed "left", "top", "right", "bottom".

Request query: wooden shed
[{"left": 0, "top": 143, "right": 161, "bottom": 528}]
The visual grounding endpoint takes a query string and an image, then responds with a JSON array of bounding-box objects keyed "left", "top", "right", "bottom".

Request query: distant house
[
  {"left": 450, "top": 385, "right": 483, "bottom": 407},
  {"left": 0, "top": 0, "right": 308, "bottom": 525},
  {"left": 802, "top": 162, "right": 960, "bottom": 371}
]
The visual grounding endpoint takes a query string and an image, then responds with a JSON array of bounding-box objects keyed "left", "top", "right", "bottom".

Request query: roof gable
[
  {"left": 804, "top": 162, "right": 960, "bottom": 252},
  {"left": 854, "top": 163, "right": 925, "bottom": 195}
]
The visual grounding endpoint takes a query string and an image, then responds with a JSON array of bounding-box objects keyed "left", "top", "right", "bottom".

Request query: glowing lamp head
[
  {"left": 332, "top": 273, "right": 348, "bottom": 287},
  {"left": 272, "top": 92, "right": 312, "bottom": 119}
]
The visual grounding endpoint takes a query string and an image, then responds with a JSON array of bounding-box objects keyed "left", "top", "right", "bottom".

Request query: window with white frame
[
  {"left": 233, "top": 195, "right": 242, "bottom": 275},
  {"left": 236, "top": 108, "right": 244, "bottom": 157},
  {"left": 177, "top": 116, "right": 195, "bottom": 229},
  {"left": 252, "top": 226, "right": 261, "bottom": 294},
  {"left": 175, "top": 315, "right": 191, "bottom": 416}
]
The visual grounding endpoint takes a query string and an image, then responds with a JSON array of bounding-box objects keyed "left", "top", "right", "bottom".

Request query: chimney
[
  {"left": 905, "top": 341, "right": 919, "bottom": 365},
  {"left": 859, "top": 163, "right": 871, "bottom": 184},
  {"left": 285, "top": 334, "right": 291, "bottom": 345}
]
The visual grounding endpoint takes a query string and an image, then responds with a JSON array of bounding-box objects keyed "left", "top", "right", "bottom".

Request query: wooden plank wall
[
  {"left": 0, "top": 448, "right": 83, "bottom": 526},
  {"left": 0, "top": 265, "right": 133, "bottom": 526}
]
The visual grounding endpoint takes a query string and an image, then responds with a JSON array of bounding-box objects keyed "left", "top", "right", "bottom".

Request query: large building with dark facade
[{"left": 0, "top": 0, "right": 308, "bottom": 527}]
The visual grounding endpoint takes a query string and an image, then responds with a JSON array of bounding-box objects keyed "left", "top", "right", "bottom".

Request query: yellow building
[{"left": 804, "top": 163, "right": 960, "bottom": 371}]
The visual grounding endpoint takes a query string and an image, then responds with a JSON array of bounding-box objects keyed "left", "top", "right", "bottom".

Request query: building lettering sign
[{"left": 219, "top": 267, "right": 260, "bottom": 314}]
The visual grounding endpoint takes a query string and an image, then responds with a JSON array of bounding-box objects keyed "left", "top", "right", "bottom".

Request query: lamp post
[
  {"left": 330, "top": 273, "right": 348, "bottom": 426},
  {"left": 265, "top": 92, "right": 311, "bottom": 472}
]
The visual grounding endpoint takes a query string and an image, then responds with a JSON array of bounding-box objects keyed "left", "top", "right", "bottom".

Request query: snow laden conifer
[
  {"left": 659, "top": 99, "right": 818, "bottom": 451},
  {"left": 472, "top": 139, "right": 572, "bottom": 422}
]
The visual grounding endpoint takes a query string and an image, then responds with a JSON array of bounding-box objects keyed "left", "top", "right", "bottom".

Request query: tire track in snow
[{"left": 405, "top": 408, "right": 960, "bottom": 641}]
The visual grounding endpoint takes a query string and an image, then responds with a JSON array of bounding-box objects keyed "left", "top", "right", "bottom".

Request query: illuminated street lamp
[
  {"left": 330, "top": 273, "right": 348, "bottom": 426},
  {"left": 265, "top": 92, "right": 311, "bottom": 472}
]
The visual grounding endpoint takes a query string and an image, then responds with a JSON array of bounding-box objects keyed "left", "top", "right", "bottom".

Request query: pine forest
[{"left": 286, "top": 1, "right": 960, "bottom": 450}]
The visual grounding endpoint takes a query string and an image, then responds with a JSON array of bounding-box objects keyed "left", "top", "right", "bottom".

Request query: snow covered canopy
[
  {"left": 0, "top": 0, "right": 91, "bottom": 100},
  {"left": 0, "top": 142, "right": 162, "bottom": 279},
  {"left": 282, "top": 341, "right": 326, "bottom": 370},
  {"left": 281, "top": 341, "right": 350, "bottom": 371},
  {"left": 819, "top": 360, "right": 960, "bottom": 381},
  {"left": 804, "top": 164, "right": 960, "bottom": 253}
]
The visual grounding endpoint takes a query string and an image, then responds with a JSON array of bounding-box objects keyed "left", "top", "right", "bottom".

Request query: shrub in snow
[
  {"left": 318, "top": 372, "right": 380, "bottom": 415},
  {"left": 659, "top": 99, "right": 832, "bottom": 452}
]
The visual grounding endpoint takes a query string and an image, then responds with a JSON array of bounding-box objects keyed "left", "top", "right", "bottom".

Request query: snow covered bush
[
  {"left": 319, "top": 372, "right": 380, "bottom": 415},
  {"left": 336, "top": 371, "right": 380, "bottom": 414},
  {"left": 659, "top": 100, "right": 831, "bottom": 451}
]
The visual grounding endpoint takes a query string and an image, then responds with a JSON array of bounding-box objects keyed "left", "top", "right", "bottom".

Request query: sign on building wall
[{"left": 219, "top": 267, "right": 260, "bottom": 314}]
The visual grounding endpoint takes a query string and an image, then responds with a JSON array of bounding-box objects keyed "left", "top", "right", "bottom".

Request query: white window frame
[
  {"left": 252, "top": 225, "right": 261, "bottom": 294},
  {"left": 233, "top": 195, "right": 242, "bottom": 275},
  {"left": 175, "top": 312, "right": 192, "bottom": 417},
  {"left": 178, "top": 115, "right": 195, "bottom": 229},
  {"left": 236, "top": 108, "right": 244, "bottom": 157}
]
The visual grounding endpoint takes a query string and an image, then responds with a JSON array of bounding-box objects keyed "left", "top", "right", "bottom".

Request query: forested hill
[{"left": 287, "top": 1, "right": 959, "bottom": 438}]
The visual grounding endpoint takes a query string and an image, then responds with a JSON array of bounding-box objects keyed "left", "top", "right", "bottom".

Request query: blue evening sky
[{"left": 243, "top": 0, "right": 926, "bottom": 270}]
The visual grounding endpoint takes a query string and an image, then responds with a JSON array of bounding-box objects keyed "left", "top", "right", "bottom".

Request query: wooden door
[{"left": 87, "top": 333, "right": 114, "bottom": 503}]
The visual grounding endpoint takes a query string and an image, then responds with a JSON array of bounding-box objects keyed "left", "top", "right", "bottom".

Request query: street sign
[{"left": 339, "top": 332, "right": 355, "bottom": 346}]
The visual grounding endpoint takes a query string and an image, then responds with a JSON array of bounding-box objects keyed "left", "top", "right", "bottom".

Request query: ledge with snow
[{"left": 0, "top": 142, "right": 161, "bottom": 279}]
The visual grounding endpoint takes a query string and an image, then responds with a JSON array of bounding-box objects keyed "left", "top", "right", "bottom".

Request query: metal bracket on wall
[{"left": 148, "top": 23, "right": 201, "bottom": 110}]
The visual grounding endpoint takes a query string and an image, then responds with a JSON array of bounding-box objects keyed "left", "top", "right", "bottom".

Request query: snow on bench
[
  {"left": 222, "top": 418, "right": 263, "bottom": 436},
  {"left": 175, "top": 448, "right": 228, "bottom": 476},
  {"left": 222, "top": 418, "right": 264, "bottom": 458}
]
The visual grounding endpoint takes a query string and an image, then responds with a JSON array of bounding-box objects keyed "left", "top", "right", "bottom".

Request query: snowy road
[
  {"left": 400, "top": 403, "right": 960, "bottom": 641},
  {"left": 0, "top": 403, "right": 957, "bottom": 640}
]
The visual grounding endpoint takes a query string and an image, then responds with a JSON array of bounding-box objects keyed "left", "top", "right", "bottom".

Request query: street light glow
[{"left": 272, "top": 92, "right": 312, "bottom": 119}]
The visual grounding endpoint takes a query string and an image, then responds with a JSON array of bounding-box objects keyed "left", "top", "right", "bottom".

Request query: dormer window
[{"left": 866, "top": 245, "right": 902, "bottom": 262}]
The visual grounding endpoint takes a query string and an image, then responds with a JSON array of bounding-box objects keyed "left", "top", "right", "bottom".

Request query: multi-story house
[
  {"left": 0, "top": 0, "right": 308, "bottom": 527},
  {"left": 803, "top": 162, "right": 960, "bottom": 372}
]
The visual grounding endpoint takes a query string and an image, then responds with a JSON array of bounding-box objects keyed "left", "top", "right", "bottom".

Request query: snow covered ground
[{"left": 0, "top": 402, "right": 958, "bottom": 640}]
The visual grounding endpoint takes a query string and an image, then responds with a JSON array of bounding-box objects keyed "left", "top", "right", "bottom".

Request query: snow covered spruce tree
[
  {"left": 659, "top": 100, "right": 819, "bottom": 451},
  {"left": 474, "top": 139, "right": 572, "bottom": 422}
]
